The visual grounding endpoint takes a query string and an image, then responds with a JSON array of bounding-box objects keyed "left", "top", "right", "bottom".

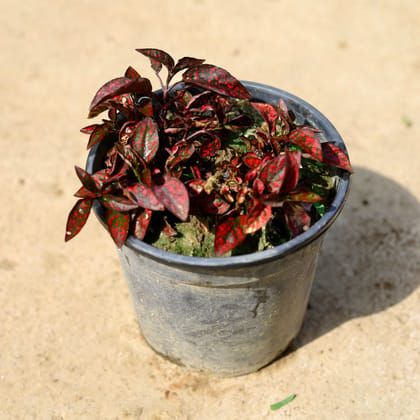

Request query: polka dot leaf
[
  {"left": 65, "top": 198, "right": 93, "bottom": 242},
  {"left": 182, "top": 64, "right": 251, "bottom": 99}
]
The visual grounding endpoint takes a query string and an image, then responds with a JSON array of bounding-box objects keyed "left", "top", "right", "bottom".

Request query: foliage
[{"left": 66, "top": 49, "right": 352, "bottom": 256}]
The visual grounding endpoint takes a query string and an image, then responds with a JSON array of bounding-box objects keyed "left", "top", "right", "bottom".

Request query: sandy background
[{"left": 1, "top": 0, "right": 420, "bottom": 418}]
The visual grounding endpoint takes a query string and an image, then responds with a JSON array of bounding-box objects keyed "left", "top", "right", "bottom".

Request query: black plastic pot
[{"left": 86, "top": 82, "right": 351, "bottom": 376}]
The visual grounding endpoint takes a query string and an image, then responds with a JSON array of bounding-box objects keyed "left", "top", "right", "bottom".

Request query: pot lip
[{"left": 88, "top": 81, "right": 351, "bottom": 270}]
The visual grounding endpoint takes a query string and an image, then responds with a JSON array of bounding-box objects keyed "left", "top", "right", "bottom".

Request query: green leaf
[
  {"left": 314, "top": 202, "right": 325, "bottom": 217},
  {"left": 270, "top": 394, "right": 296, "bottom": 411}
]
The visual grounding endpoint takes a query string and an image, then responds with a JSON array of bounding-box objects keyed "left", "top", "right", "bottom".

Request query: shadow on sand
[{"left": 289, "top": 166, "right": 420, "bottom": 351}]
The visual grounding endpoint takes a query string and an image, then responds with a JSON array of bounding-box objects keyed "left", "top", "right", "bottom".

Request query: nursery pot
[{"left": 86, "top": 82, "right": 351, "bottom": 377}]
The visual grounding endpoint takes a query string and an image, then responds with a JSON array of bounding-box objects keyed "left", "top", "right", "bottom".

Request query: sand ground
[{"left": 1, "top": 0, "right": 420, "bottom": 418}]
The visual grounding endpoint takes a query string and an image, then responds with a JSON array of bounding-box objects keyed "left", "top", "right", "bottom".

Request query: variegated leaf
[
  {"left": 322, "top": 142, "right": 353, "bottom": 172},
  {"left": 75, "top": 166, "right": 99, "bottom": 193},
  {"left": 80, "top": 124, "right": 98, "bottom": 134},
  {"left": 133, "top": 209, "right": 152, "bottom": 240},
  {"left": 74, "top": 168, "right": 109, "bottom": 198},
  {"left": 200, "top": 135, "right": 221, "bottom": 158},
  {"left": 183, "top": 64, "right": 251, "bottom": 99},
  {"left": 244, "top": 202, "right": 272, "bottom": 234},
  {"left": 283, "top": 202, "right": 311, "bottom": 237},
  {"left": 131, "top": 117, "right": 159, "bottom": 163},
  {"left": 243, "top": 152, "right": 262, "bottom": 169},
  {"left": 101, "top": 194, "right": 139, "bottom": 212},
  {"left": 106, "top": 209, "right": 130, "bottom": 248},
  {"left": 259, "top": 155, "right": 287, "bottom": 193},
  {"left": 171, "top": 56, "right": 206, "bottom": 76},
  {"left": 200, "top": 193, "right": 231, "bottom": 215},
  {"left": 281, "top": 149, "right": 302, "bottom": 192},
  {"left": 136, "top": 48, "right": 175, "bottom": 72},
  {"left": 166, "top": 143, "right": 195, "bottom": 170},
  {"left": 214, "top": 215, "right": 247, "bottom": 256},
  {"left": 283, "top": 190, "right": 323, "bottom": 203},
  {"left": 288, "top": 127, "right": 322, "bottom": 161},
  {"left": 152, "top": 176, "right": 189, "bottom": 221},
  {"left": 251, "top": 102, "right": 278, "bottom": 133},
  {"left": 124, "top": 66, "right": 141, "bottom": 79},
  {"left": 88, "top": 77, "right": 152, "bottom": 118},
  {"left": 126, "top": 184, "right": 164, "bottom": 211},
  {"left": 65, "top": 198, "right": 93, "bottom": 241},
  {"left": 87, "top": 123, "right": 111, "bottom": 149}
]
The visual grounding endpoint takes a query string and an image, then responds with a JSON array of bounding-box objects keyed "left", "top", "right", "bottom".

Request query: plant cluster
[{"left": 65, "top": 48, "right": 352, "bottom": 256}]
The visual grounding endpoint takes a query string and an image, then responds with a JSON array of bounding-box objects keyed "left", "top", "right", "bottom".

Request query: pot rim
[{"left": 87, "top": 81, "right": 351, "bottom": 270}]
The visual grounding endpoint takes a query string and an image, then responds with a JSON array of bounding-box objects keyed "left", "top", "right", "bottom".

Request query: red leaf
[
  {"left": 125, "top": 66, "right": 141, "bottom": 79},
  {"left": 136, "top": 48, "right": 175, "bottom": 72},
  {"left": 261, "top": 193, "right": 284, "bottom": 207},
  {"left": 140, "top": 167, "right": 152, "bottom": 186},
  {"left": 131, "top": 117, "right": 159, "bottom": 163},
  {"left": 200, "top": 193, "right": 231, "bottom": 215},
  {"left": 253, "top": 178, "right": 265, "bottom": 196},
  {"left": 88, "top": 77, "right": 152, "bottom": 118},
  {"left": 110, "top": 93, "right": 135, "bottom": 112},
  {"left": 251, "top": 102, "right": 278, "bottom": 133},
  {"left": 101, "top": 195, "right": 139, "bottom": 212},
  {"left": 243, "top": 152, "right": 262, "bottom": 169},
  {"left": 284, "top": 190, "right": 323, "bottom": 203},
  {"left": 108, "top": 108, "right": 117, "bottom": 121},
  {"left": 171, "top": 56, "right": 206, "bottom": 76},
  {"left": 166, "top": 143, "right": 195, "bottom": 170},
  {"left": 288, "top": 127, "right": 322, "bottom": 161},
  {"left": 281, "top": 149, "right": 301, "bottom": 192},
  {"left": 115, "top": 143, "right": 144, "bottom": 171},
  {"left": 74, "top": 187, "right": 98, "bottom": 199},
  {"left": 137, "top": 97, "right": 153, "bottom": 117},
  {"left": 283, "top": 202, "right": 311, "bottom": 237},
  {"left": 106, "top": 209, "right": 130, "bottom": 248},
  {"left": 322, "top": 142, "right": 353, "bottom": 172},
  {"left": 200, "top": 135, "right": 221, "bottom": 158},
  {"left": 183, "top": 64, "right": 251, "bottom": 99},
  {"left": 87, "top": 123, "right": 111, "bottom": 149},
  {"left": 176, "top": 90, "right": 193, "bottom": 107},
  {"left": 244, "top": 202, "right": 272, "bottom": 234},
  {"left": 65, "top": 198, "right": 93, "bottom": 241},
  {"left": 133, "top": 209, "right": 152, "bottom": 240},
  {"left": 80, "top": 124, "right": 98, "bottom": 134},
  {"left": 259, "top": 155, "right": 287, "bottom": 193},
  {"left": 245, "top": 167, "right": 259, "bottom": 183},
  {"left": 163, "top": 220, "right": 177, "bottom": 237},
  {"left": 215, "top": 215, "right": 247, "bottom": 256},
  {"left": 152, "top": 176, "right": 189, "bottom": 221},
  {"left": 75, "top": 166, "right": 99, "bottom": 193},
  {"left": 74, "top": 169, "right": 109, "bottom": 198},
  {"left": 126, "top": 184, "right": 164, "bottom": 211},
  {"left": 93, "top": 169, "right": 110, "bottom": 185}
]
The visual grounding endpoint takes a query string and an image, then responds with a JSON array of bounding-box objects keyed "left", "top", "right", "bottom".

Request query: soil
[{"left": 1, "top": 1, "right": 420, "bottom": 418}]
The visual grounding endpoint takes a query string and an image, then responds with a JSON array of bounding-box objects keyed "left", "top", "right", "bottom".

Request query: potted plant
[{"left": 65, "top": 49, "right": 352, "bottom": 376}]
